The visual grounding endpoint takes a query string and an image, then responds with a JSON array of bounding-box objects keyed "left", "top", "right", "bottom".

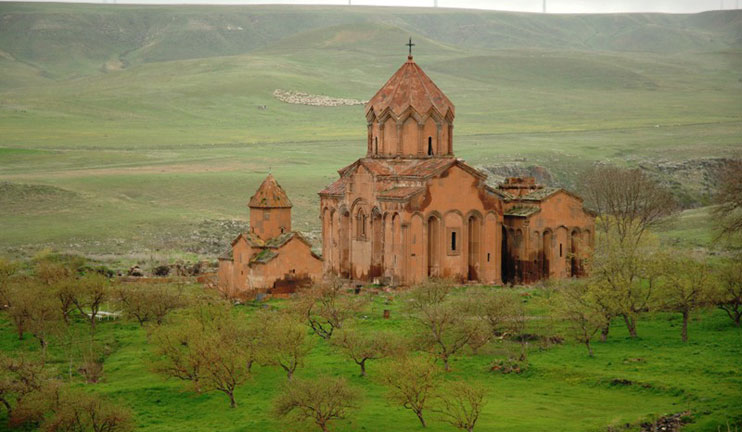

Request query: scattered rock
[
  {"left": 639, "top": 411, "right": 692, "bottom": 432},
  {"left": 127, "top": 265, "right": 144, "bottom": 277}
]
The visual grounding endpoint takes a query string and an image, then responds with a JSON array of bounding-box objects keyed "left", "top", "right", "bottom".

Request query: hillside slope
[{"left": 0, "top": 3, "right": 740, "bottom": 258}]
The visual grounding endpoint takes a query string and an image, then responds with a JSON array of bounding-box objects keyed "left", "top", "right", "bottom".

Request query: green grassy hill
[{"left": 0, "top": 3, "right": 740, "bottom": 261}]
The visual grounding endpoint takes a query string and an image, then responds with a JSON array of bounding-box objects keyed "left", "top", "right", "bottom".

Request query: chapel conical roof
[
  {"left": 248, "top": 173, "right": 292, "bottom": 208},
  {"left": 365, "top": 56, "right": 455, "bottom": 120}
]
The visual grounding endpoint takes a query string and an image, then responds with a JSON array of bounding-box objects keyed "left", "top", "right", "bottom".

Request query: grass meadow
[{"left": 0, "top": 284, "right": 740, "bottom": 432}]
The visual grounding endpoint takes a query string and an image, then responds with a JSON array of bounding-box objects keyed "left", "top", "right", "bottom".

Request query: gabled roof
[
  {"left": 218, "top": 247, "right": 233, "bottom": 261},
  {"left": 318, "top": 176, "right": 348, "bottom": 197},
  {"left": 231, "top": 231, "right": 265, "bottom": 247},
  {"left": 504, "top": 205, "right": 541, "bottom": 217},
  {"left": 519, "top": 187, "right": 584, "bottom": 203},
  {"left": 248, "top": 174, "right": 292, "bottom": 208},
  {"left": 365, "top": 56, "right": 455, "bottom": 120},
  {"left": 320, "top": 157, "right": 489, "bottom": 199},
  {"left": 230, "top": 231, "right": 322, "bottom": 266},
  {"left": 378, "top": 186, "right": 426, "bottom": 201}
]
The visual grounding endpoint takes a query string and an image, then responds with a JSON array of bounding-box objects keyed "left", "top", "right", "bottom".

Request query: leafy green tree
[
  {"left": 552, "top": 279, "right": 609, "bottom": 357},
  {"left": 274, "top": 376, "right": 361, "bottom": 432},
  {"left": 656, "top": 252, "right": 716, "bottom": 342},
  {"left": 714, "top": 255, "right": 742, "bottom": 327},
  {"left": 589, "top": 229, "right": 662, "bottom": 338}
]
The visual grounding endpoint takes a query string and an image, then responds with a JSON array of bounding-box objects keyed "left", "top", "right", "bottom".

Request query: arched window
[
  {"left": 356, "top": 209, "right": 367, "bottom": 240},
  {"left": 427, "top": 136, "right": 433, "bottom": 156}
]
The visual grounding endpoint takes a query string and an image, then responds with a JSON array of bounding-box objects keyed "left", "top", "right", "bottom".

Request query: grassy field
[
  {"left": 0, "top": 284, "right": 740, "bottom": 432},
  {"left": 0, "top": 3, "right": 740, "bottom": 263}
]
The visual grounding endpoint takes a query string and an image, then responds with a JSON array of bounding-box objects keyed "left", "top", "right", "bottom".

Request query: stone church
[
  {"left": 319, "top": 53, "right": 595, "bottom": 285},
  {"left": 217, "top": 174, "right": 323, "bottom": 297}
]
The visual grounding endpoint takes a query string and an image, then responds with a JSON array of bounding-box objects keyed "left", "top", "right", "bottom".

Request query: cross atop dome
[{"left": 406, "top": 37, "right": 415, "bottom": 59}]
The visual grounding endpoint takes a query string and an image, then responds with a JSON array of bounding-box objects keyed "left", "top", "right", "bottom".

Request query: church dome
[
  {"left": 248, "top": 173, "right": 292, "bottom": 208},
  {"left": 365, "top": 56, "right": 455, "bottom": 120}
]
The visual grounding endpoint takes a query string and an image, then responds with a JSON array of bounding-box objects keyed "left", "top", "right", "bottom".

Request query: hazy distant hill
[{"left": 1, "top": 3, "right": 741, "bottom": 80}]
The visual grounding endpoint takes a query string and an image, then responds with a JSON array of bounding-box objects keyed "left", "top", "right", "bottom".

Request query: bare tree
[
  {"left": 24, "top": 283, "right": 63, "bottom": 362},
  {"left": 151, "top": 304, "right": 252, "bottom": 407},
  {"left": 115, "top": 282, "right": 185, "bottom": 326},
  {"left": 552, "top": 279, "right": 609, "bottom": 357},
  {"left": 259, "top": 311, "right": 312, "bottom": 380},
  {"left": 712, "top": 159, "right": 742, "bottom": 241},
  {"left": 434, "top": 381, "right": 487, "bottom": 432},
  {"left": 6, "top": 283, "right": 31, "bottom": 340},
  {"left": 0, "top": 257, "right": 19, "bottom": 310},
  {"left": 408, "top": 278, "right": 453, "bottom": 309},
  {"left": 469, "top": 288, "right": 517, "bottom": 337},
  {"left": 331, "top": 328, "right": 398, "bottom": 377},
  {"left": 414, "top": 298, "right": 482, "bottom": 372},
  {"left": 41, "top": 388, "right": 133, "bottom": 432},
  {"left": 379, "top": 355, "right": 439, "bottom": 428},
  {"left": 72, "top": 273, "right": 110, "bottom": 335},
  {"left": 0, "top": 354, "right": 47, "bottom": 424},
  {"left": 34, "top": 260, "right": 78, "bottom": 325},
  {"left": 580, "top": 165, "right": 676, "bottom": 244},
  {"left": 296, "top": 276, "right": 366, "bottom": 340},
  {"left": 273, "top": 376, "right": 361, "bottom": 432},
  {"left": 715, "top": 255, "right": 742, "bottom": 326},
  {"left": 656, "top": 252, "right": 716, "bottom": 342}
]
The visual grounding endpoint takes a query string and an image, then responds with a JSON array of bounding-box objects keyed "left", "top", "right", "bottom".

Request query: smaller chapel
[{"left": 217, "top": 174, "right": 323, "bottom": 298}]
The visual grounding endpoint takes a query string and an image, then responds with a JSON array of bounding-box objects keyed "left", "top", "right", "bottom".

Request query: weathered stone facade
[
  {"left": 319, "top": 55, "right": 594, "bottom": 285},
  {"left": 218, "top": 174, "right": 323, "bottom": 297}
]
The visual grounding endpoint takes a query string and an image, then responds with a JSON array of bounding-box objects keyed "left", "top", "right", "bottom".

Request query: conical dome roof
[
  {"left": 248, "top": 174, "right": 292, "bottom": 208},
  {"left": 365, "top": 56, "right": 454, "bottom": 120}
]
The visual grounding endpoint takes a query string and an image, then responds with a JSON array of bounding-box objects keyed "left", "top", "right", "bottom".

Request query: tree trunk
[
  {"left": 443, "top": 355, "right": 450, "bottom": 372},
  {"left": 681, "top": 310, "right": 689, "bottom": 343},
  {"left": 415, "top": 410, "right": 426, "bottom": 428},
  {"left": 359, "top": 360, "right": 366, "bottom": 377},
  {"left": 585, "top": 340, "right": 593, "bottom": 357},
  {"left": 246, "top": 359, "right": 254, "bottom": 373},
  {"left": 228, "top": 391, "right": 236, "bottom": 408},
  {"left": 622, "top": 315, "right": 637, "bottom": 338},
  {"left": 600, "top": 323, "right": 610, "bottom": 342},
  {"left": 0, "top": 397, "right": 11, "bottom": 418},
  {"left": 286, "top": 368, "right": 293, "bottom": 380}
]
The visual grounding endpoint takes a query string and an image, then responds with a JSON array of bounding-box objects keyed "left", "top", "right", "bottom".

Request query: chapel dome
[
  {"left": 248, "top": 173, "right": 292, "bottom": 208},
  {"left": 365, "top": 56, "right": 455, "bottom": 120}
]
